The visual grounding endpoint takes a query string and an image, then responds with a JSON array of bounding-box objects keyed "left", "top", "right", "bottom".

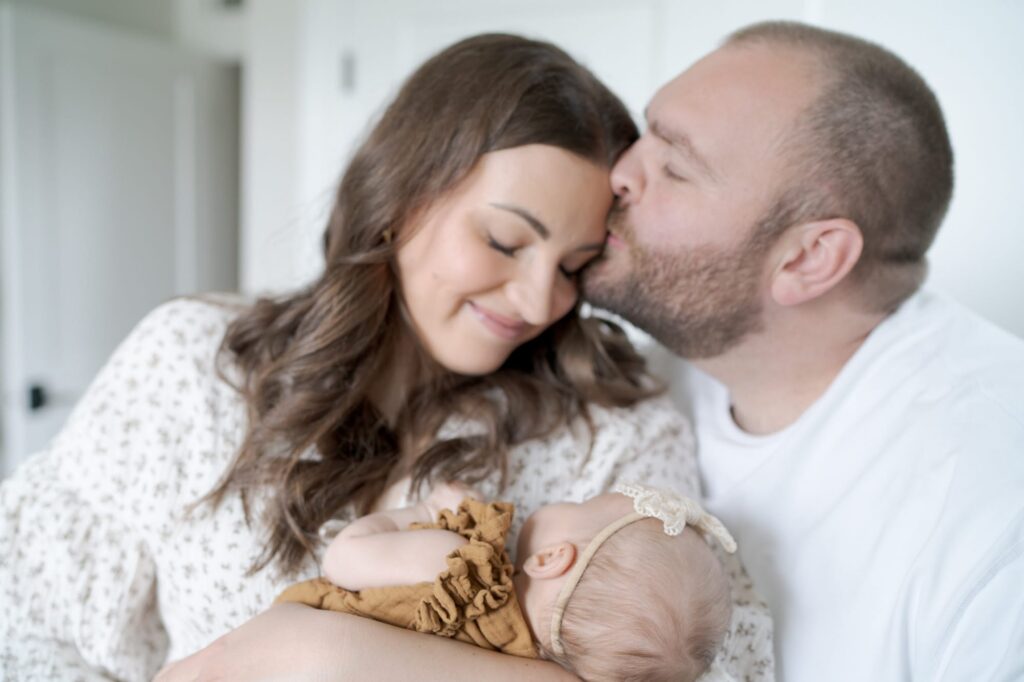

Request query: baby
[{"left": 276, "top": 483, "right": 737, "bottom": 682}]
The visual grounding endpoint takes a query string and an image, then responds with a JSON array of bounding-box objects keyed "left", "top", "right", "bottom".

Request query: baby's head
[{"left": 513, "top": 485, "right": 734, "bottom": 682}]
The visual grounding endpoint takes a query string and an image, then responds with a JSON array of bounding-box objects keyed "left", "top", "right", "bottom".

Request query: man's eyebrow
[
  {"left": 644, "top": 110, "right": 719, "bottom": 181},
  {"left": 490, "top": 203, "right": 549, "bottom": 239}
]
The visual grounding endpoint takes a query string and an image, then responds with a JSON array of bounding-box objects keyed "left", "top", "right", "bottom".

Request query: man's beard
[{"left": 583, "top": 207, "right": 772, "bottom": 359}]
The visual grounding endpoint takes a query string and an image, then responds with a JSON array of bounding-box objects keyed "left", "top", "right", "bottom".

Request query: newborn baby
[{"left": 276, "top": 483, "right": 737, "bottom": 682}]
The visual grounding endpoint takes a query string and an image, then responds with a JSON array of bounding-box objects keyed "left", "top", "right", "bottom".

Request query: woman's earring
[{"left": 382, "top": 228, "right": 393, "bottom": 244}]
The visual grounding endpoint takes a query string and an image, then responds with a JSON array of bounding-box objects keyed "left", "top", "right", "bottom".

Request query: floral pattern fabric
[{"left": 0, "top": 296, "right": 773, "bottom": 681}]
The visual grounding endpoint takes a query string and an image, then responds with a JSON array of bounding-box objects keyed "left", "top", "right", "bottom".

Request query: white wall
[
  {"left": 174, "top": 0, "right": 244, "bottom": 60},
  {"left": 236, "top": 0, "right": 307, "bottom": 296},
  {"left": 240, "top": 0, "right": 1024, "bottom": 338},
  {"left": 6, "top": 0, "right": 174, "bottom": 37},
  {"left": 0, "top": 1, "right": 241, "bottom": 473},
  {"left": 0, "top": 0, "right": 179, "bottom": 447}
]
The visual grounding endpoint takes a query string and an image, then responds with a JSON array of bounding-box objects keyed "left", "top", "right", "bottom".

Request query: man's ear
[
  {"left": 769, "top": 218, "right": 863, "bottom": 306},
  {"left": 522, "top": 542, "right": 577, "bottom": 580}
]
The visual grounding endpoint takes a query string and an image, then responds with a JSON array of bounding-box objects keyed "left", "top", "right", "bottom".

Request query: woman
[{"left": 0, "top": 34, "right": 771, "bottom": 681}]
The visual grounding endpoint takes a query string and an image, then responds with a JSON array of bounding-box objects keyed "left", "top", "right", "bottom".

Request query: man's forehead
[
  {"left": 657, "top": 45, "right": 817, "bottom": 106},
  {"left": 647, "top": 45, "right": 819, "bottom": 151}
]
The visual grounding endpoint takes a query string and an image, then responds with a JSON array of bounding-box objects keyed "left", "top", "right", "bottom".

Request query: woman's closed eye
[
  {"left": 487, "top": 230, "right": 592, "bottom": 280},
  {"left": 487, "top": 235, "right": 518, "bottom": 257}
]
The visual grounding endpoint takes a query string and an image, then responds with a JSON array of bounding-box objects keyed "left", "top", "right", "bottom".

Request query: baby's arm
[{"left": 322, "top": 483, "right": 471, "bottom": 591}]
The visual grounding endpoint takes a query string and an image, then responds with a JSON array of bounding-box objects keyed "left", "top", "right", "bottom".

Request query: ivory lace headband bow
[{"left": 548, "top": 483, "right": 737, "bottom": 657}]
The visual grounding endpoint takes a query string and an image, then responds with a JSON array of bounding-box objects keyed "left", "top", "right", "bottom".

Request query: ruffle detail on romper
[{"left": 410, "top": 499, "right": 517, "bottom": 637}]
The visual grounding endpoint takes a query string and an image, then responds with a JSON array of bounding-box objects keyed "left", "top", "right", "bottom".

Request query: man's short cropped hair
[{"left": 728, "top": 21, "right": 954, "bottom": 313}]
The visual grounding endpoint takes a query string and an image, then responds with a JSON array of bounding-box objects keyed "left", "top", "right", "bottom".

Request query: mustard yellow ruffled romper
[{"left": 275, "top": 499, "right": 538, "bottom": 658}]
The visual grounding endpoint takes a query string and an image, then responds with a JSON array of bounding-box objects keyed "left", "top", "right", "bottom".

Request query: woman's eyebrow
[{"left": 490, "top": 202, "right": 550, "bottom": 239}]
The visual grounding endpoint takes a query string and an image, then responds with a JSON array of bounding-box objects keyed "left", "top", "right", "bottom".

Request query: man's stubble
[{"left": 583, "top": 207, "right": 773, "bottom": 360}]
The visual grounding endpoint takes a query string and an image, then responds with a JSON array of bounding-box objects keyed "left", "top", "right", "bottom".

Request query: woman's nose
[{"left": 506, "top": 266, "right": 570, "bottom": 327}]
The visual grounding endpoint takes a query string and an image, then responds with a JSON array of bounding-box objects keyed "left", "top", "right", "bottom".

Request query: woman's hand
[{"left": 154, "top": 603, "right": 342, "bottom": 682}]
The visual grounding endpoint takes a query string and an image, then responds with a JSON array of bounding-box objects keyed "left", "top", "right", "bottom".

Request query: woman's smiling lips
[{"left": 468, "top": 302, "right": 528, "bottom": 340}]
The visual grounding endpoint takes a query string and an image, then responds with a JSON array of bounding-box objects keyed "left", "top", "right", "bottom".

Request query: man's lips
[
  {"left": 606, "top": 232, "right": 626, "bottom": 248},
  {"left": 468, "top": 302, "right": 527, "bottom": 340}
]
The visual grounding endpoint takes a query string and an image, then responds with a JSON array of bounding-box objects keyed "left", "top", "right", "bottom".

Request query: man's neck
[{"left": 694, "top": 306, "right": 887, "bottom": 435}]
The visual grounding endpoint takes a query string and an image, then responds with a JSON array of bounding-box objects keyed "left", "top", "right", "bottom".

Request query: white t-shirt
[{"left": 680, "top": 290, "right": 1024, "bottom": 681}]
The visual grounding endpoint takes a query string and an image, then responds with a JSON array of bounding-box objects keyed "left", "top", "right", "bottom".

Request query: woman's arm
[
  {"left": 0, "top": 302, "right": 221, "bottom": 680},
  {"left": 1, "top": 463, "right": 165, "bottom": 681},
  {"left": 157, "top": 603, "right": 578, "bottom": 682}
]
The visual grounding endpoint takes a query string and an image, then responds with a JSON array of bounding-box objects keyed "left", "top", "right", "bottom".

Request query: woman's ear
[
  {"left": 769, "top": 218, "right": 863, "bottom": 306},
  {"left": 522, "top": 542, "right": 577, "bottom": 579}
]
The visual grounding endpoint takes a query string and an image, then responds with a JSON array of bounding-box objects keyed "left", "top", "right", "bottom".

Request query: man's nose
[{"left": 610, "top": 142, "right": 644, "bottom": 204}]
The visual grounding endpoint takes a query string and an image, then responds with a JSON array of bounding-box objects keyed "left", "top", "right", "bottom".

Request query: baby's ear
[{"left": 522, "top": 542, "right": 576, "bottom": 579}]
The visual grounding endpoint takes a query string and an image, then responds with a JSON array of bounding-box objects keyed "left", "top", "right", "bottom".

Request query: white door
[{"left": 0, "top": 5, "right": 239, "bottom": 475}]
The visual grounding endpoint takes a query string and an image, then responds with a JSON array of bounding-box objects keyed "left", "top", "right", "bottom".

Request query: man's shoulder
[
  {"left": 891, "top": 291, "right": 1024, "bottom": 374},
  {"left": 865, "top": 291, "right": 1024, "bottom": 419},
  {"left": 907, "top": 439, "right": 1024, "bottom": 674},
  {"left": 890, "top": 299, "right": 1024, "bottom": 598}
]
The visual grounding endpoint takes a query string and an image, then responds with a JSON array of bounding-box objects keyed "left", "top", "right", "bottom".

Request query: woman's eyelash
[
  {"left": 487, "top": 236, "right": 517, "bottom": 256},
  {"left": 488, "top": 233, "right": 581, "bottom": 280}
]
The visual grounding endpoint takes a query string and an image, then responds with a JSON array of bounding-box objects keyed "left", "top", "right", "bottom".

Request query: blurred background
[{"left": 1, "top": 0, "right": 1022, "bottom": 475}]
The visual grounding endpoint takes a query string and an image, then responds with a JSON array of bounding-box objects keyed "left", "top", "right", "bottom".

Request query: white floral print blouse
[{"left": 0, "top": 296, "right": 774, "bottom": 681}]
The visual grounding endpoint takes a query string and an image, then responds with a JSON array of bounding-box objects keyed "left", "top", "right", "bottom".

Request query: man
[{"left": 585, "top": 20, "right": 1024, "bottom": 682}]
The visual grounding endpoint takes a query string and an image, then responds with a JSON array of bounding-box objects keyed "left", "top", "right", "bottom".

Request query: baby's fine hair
[{"left": 542, "top": 519, "right": 732, "bottom": 682}]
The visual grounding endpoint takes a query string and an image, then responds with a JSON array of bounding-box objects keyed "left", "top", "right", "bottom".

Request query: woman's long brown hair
[{"left": 201, "top": 33, "right": 659, "bottom": 576}]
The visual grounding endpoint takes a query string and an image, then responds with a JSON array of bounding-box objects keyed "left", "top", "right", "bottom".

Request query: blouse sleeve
[
  {"left": 0, "top": 297, "right": 232, "bottom": 681},
  {"left": 0, "top": 449, "right": 166, "bottom": 681}
]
